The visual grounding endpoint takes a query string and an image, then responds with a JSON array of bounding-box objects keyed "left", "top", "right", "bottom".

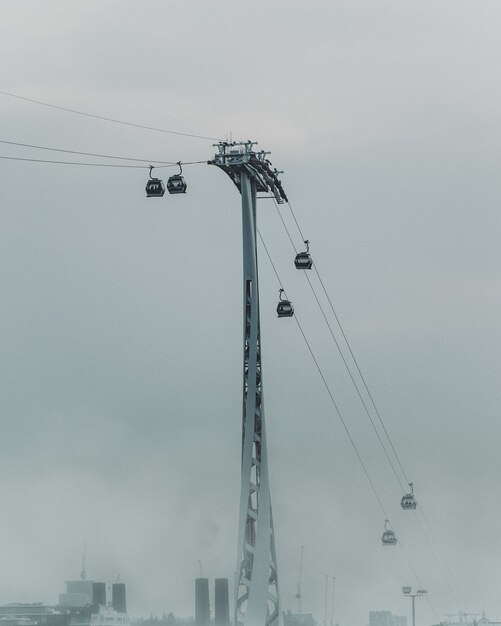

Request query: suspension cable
[
  {"left": 287, "top": 197, "right": 413, "bottom": 485},
  {"left": 417, "top": 506, "right": 469, "bottom": 608},
  {"left": 279, "top": 196, "right": 470, "bottom": 612},
  {"left": 0, "top": 155, "right": 206, "bottom": 168},
  {"left": 412, "top": 509, "right": 463, "bottom": 608},
  {"left": 257, "top": 228, "right": 390, "bottom": 520},
  {"left": 256, "top": 226, "right": 452, "bottom": 619},
  {"left": 0, "top": 138, "right": 178, "bottom": 164},
  {"left": 397, "top": 540, "right": 441, "bottom": 621},
  {"left": 271, "top": 198, "right": 407, "bottom": 492},
  {"left": 0, "top": 90, "right": 223, "bottom": 141}
]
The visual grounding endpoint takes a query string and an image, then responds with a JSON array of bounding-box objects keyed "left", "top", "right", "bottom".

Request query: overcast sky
[{"left": 1, "top": 2, "right": 501, "bottom": 625}]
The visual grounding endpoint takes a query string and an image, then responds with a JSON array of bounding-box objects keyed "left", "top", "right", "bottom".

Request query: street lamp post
[{"left": 402, "top": 587, "right": 427, "bottom": 626}]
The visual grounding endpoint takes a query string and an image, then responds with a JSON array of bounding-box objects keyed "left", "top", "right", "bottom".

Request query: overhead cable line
[
  {"left": 0, "top": 155, "right": 206, "bottom": 168},
  {"left": 397, "top": 541, "right": 441, "bottom": 621},
  {"left": 417, "top": 506, "right": 469, "bottom": 608},
  {"left": 411, "top": 508, "right": 463, "bottom": 608},
  {"left": 271, "top": 198, "right": 407, "bottom": 494},
  {"left": 258, "top": 226, "right": 448, "bottom": 620},
  {"left": 257, "top": 228, "right": 390, "bottom": 521},
  {"left": 314, "top": 261, "right": 412, "bottom": 482},
  {"left": 305, "top": 268, "right": 407, "bottom": 491},
  {"left": 0, "top": 138, "right": 178, "bottom": 165},
  {"left": 277, "top": 196, "right": 470, "bottom": 612},
  {"left": 288, "top": 197, "right": 413, "bottom": 486},
  {"left": 0, "top": 90, "right": 223, "bottom": 141},
  {"left": 0, "top": 155, "right": 145, "bottom": 168}
]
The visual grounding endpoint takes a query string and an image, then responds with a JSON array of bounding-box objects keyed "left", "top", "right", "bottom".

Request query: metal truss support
[{"left": 210, "top": 142, "right": 286, "bottom": 626}]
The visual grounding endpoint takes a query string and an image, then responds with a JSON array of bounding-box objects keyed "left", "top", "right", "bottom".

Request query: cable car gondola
[
  {"left": 381, "top": 520, "right": 397, "bottom": 546},
  {"left": 145, "top": 166, "right": 165, "bottom": 197},
  {"left": 167, "top": 161, "right": 187, "bottom": 194},
  {"left": 401, "top": 483, "right": 417, "bottom": 510},
  {"left": 276, "top": 288, "right": 294, "bottom": 318},
  {"left": 294, "top": 240, "right": 313, "bottom": 270}
]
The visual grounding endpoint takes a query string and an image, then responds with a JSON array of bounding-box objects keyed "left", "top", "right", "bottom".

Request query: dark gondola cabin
[
  {"left": 382, "top": 529, "right": 397, "bottom": 545},
  {"left": 294, "top": 240, "right": 313, "bottom": 269},
  {"left": 401, "top": 494, "right": 417, "bottom": 509},
  {"left": 401, "top": 483, "right": 417, "bottom": 510},
  {"left": 277, "top": 289, "right": 294, "bottom": 318},
  {"left": 294, "top": 251, "right": 313, "bottom": 269},
  {"left": 145, "top": 178, "right": 165, "bottom": 197},
  {"left": 381, "top": 520, "right": 397, "bottom": 545},
  {"left": 167, "top": 174, "right": 187, "bottom": 194},
  {"left": 277, "top": 300, "right": 294, "bottom": 318}
]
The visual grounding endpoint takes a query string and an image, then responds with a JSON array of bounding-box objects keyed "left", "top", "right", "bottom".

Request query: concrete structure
[
  {"left": 111, "top": 585, "right": 127, "bottom": 614},
  {"left": 282, "top": 611, "right": 316, "bottom": 626},
  {"left": 0, "top": 604, "right": 69, "bottom": 626},
  {"left": 92, "top": 584, "right": 106, "bottom": 612},
  {"left": 195, "top": 578, "right": 210, "bottom": 626},
  {"left": 214, "top": 579, "right": 229, "bottom": 626},
  {"left": 59, "top": 582, "right": 94, "bottom": 608},
  {"left": 369, "top": 611, "right": 407, "bottom": 626}
]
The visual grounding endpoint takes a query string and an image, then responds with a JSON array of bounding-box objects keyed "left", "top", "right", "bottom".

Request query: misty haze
[{"left": 1, "top": 4, "right": 500, "bottom": 626}]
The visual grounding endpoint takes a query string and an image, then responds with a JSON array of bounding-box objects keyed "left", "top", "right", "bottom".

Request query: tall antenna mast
[
  {"left": 330, "top": 576, "right": 336, "bottom": 626},
  {"left": 323, "top": 575, "right": 329, "bottom": 626},
  {"left": 295, "top": 546, "right": 304, "bottom": 614},
  {"left": 80, "top": 540, "right": 87, "bottom": 581},
  {"left": 210, "top": 141, "right": 288, "bottom": 626}
]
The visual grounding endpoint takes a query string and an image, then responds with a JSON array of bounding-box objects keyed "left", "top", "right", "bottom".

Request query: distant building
[
  {"left": 59, "top": 581, "right": 94, "bottom": 608},
  {"left": 0, "top": 604, "right": 69, "bottom": 626},
  {"left": 282, "top": 611, "right": 317, "bottom": 626},
  {"left": 57, "top": 577, "right": 129, "bottom": 626},
  {"left": 69, "top": 605, "right": 129, "bottom": 626},
  {"left": 431, "top": 613, "right": 501, "bottom": 626},
  {"left": 369, "top": 611, "right": 407, "bottom": 626}
]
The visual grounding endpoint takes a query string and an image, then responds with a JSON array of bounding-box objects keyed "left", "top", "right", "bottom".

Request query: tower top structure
[{"left": 209, "top": 141, "right": 287, "bottom": 204}]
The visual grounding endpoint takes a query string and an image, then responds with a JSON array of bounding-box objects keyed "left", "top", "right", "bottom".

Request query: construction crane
[
  {"left": 295, "top": 546, "right": 304, "bottom": 614},
  {"left": 80, "top": 540, "right": 87, "bottom": 581}
]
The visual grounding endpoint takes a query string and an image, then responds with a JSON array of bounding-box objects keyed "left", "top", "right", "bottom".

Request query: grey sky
[{"left": 1, "top": 2, "right": 501, "bottom": 625}]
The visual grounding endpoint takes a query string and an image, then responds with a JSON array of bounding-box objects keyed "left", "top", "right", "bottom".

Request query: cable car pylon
[{"left": 210, "top": 141, "right": 288, "bottom": 626}]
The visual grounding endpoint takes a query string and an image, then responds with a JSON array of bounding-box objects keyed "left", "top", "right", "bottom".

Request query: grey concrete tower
[
  {"left": 195, "top": 578, "right": 210, "bottom": 626},
  {"left": 92, "top": 582, "right": 106, "bottom": 612},
  {"left": 112, "top": 583, "right": 126, "bottom": 613},
  {"left": 214, "top": 578, "right": 230, "bottom": 626}
]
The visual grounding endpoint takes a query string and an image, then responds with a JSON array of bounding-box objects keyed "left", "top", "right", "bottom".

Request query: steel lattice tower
[{"left": 210, "top": 142, "right": 288, "bottom": 626}]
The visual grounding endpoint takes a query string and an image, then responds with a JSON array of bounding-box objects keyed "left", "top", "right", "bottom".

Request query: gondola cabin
[
  {"left": 381, "top": 520, "right": 396, "bottom": 545},
  {"left": 277, "top": 299, "right": 294, "bottom": 318},
  {"left": 145, "top": 178, "right": 165, "bottom": 197},
  {"left": 382, "top": 529, "right": 397, "bottom": 545},
  {"left": 294, "top": 251, "right": 313, "bottom": 269},
  {"left": 401, "top": 493, "right": 417, "bottom": 509},
  {"left": 167, "top": 174, "right": 187, "bottom": 194}
]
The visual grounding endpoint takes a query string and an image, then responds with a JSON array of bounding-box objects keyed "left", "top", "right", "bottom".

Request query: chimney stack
[
  {"left": 112, "top": 583, "right": 127, "bottom": 613},
  {"left": 92, "top": 582, "right": 106, "bottom": 612},
  {"left": 195, "top": 578, "right": 210, "bottom": 626},
  {"left": 214, "top": 578, "right": 229, "bottom": 626}
]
